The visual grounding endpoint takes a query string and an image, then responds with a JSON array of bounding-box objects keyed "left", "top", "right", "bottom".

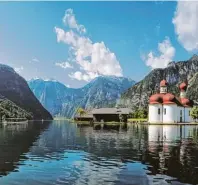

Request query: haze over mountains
[
  {"left": 0, "top": 55, "right": 198, "bottom": 120},
  {"left": 28, "top": 76, "right": 136, "bottom": 118}
]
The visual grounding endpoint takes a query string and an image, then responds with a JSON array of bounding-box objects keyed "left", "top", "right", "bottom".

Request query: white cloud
[
  {"left": 173, "top": 1, "right": 198, "bottom": 52},
  {"left": 29, "top": 58, "right": 40, "bottom": 63},
  {"left": 55, "top": 9, "right": 123, "bottom": 82},
  {"left": 69, "top": 71, "right": 98, "bottom": 82},
  {"left": 144, "top": 37, "right": 175, "bottom": 69},
  {"left": 14, "top": 66, "right": 24, "bottom": 74},
  {"left": 62, "top": 9, "right": 86, "bottom": 34},
  {"left": 55, "top": 61, "right": 73, "bottom": 69}
]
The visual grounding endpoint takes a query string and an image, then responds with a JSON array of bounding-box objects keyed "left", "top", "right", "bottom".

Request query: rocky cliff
[
  {"left": 28, "top": 76, "right": 135, "bottom": 118},
  {"left": 0, "top": 64, "right": 52, "bottom": 120},
  {"left": 121, "top": 55, "right": 198, "bottom": 110}
]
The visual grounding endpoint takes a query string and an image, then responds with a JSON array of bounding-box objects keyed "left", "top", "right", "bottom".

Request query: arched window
[{"left": 158, "top": 108, "right": 160, "bottom": 115}]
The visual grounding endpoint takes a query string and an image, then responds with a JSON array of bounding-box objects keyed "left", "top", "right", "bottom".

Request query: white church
[{"left": 148, "top": 80, "right": 194, "bottom": 124}]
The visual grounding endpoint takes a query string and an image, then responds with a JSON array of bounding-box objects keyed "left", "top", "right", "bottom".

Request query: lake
[{"left": 0, "top": 121, "right": 198, "bottom": 185}]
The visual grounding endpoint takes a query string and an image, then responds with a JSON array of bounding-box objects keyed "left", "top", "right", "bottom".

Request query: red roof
[
  {"left": 163, "top": 93, "right": 176, "bottom": 104},
  {"left": 149, "top": 93, "right": 179, "bottom": 105},
  {"left": 149, "top": 80, "right": 193, "bottom": 107},
  {"left": 179, "top": 82, "right": 187, "bottom": 92},
  {"left": 180, "top": 98, "right": 193, "bottom": 107},
  {"left": 149, "top": 93, "right": 192, "bottom": 107},
  {"left": 149, "top": 93, "right": 163, "bottom": 104},
  {"left": 160, "top": 79, "right": 168, "bottom": 87}
]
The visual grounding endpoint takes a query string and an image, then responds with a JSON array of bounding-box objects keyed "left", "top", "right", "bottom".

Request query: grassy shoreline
[{"left": 127, "top": 118, "right": 147, "bottom": 122}]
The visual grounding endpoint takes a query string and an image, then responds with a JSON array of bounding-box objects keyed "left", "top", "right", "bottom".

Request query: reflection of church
[
  {"left": 148, "top": 125, "right": 195, "bottom": 142},
  {"left": 149, "top": 80, "right": 193, "bottom": 123},
  {"left": 147, "top": 125, "right": 198, "bottom": 183}
]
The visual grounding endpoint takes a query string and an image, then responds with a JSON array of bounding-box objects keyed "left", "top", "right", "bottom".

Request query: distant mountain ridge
[
  {"left": 0, "top": 64, "right": 52, "bottom": 120},
  {"left": 120, "top": 55, "right": 198, "bottom": 111},
  {"left": 28, "top": 76, "right": 135, "bottom": 118}
]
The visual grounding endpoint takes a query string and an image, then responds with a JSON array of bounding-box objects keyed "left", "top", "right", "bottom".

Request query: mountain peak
[
  {"left": 29, "top": 78, "right": 58, "bottom": 82},
  {"left": 28, "top": 75, "right": 135, "bottom": 118},
  {"left": 0, "top": 63, "right": 15, "bottom": 73},
  {"left": 190, "top": 54, "right": 198, "bottom": 61},
  {"left": 89, "top": 75, "right": 135, "bottom": 83}
]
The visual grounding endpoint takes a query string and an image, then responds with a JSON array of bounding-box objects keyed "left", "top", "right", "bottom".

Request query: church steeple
[
  {"left": 160, "top": 79, "right": 168, "bottom": 94},
  {"left": 179, "top": 82, "right": 187, "bottom": 98}
]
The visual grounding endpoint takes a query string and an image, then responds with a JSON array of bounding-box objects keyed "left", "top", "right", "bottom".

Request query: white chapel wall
[
  {"left": 149, "top": 104, "right": 162, "bottom": 123},
  {"left": 163, "top": 104, "right": 177, "bottom": 123},
  {"left": 184, "top": 107, "right": 191, "bottom": 122}
]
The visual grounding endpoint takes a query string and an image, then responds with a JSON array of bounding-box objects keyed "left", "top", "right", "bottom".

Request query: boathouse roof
[{"left": 92, "top": 108, "right": 131, "bottom": 115}]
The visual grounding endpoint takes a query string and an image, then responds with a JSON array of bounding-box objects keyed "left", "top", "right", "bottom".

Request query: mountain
[
  {"left": 186, "top": 72, "right": 198, "bottom": 104},
  {"left": 0, "top": 64, "right": 52, "bottom": 120},
  {"left": 0, "top": 95, "right": 33, "bottom": 120},
  {"left": 28, "top": 76, "right": 135, "bottom": 118},
  {"left": 28, "top": 78, "right": 81, "bottom": 116},
  {"left": 121, "top": 55, "right": 198, "bottom": 111}
]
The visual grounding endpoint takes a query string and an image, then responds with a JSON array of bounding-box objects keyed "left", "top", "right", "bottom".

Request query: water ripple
[{"left": 0, "top": 122, "right": 198, "bottom": 184}]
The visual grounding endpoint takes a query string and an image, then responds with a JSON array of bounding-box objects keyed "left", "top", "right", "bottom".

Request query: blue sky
[{"left": 0, "top": 2, "right": 196, "bottom": 88}]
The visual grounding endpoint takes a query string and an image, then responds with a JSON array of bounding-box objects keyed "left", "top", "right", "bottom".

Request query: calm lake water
[{"left": 0, "top": 121, "right": 198, "bottom": 185}]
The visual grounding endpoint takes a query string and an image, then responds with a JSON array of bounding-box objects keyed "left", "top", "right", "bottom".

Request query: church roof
[
  {"left": 149, "top": 93, "right": 183, "bottom": 106},
  {"left": 149, "top": 93, "right": 192, "bottom": 107},
  {"left": 179, "top": 82, "right": 187, "bottom": 92},
  {"left": 149, "top": 80, "right": 193, "bottom": 107},
  {"left": 160, "top": 79, "right": 168, "bottom": 87},
  {"left": 149, "top": 93, "right": 163, "bottom": 104},
  {"left": 180, "top": 97, "right": 194, "bottom": 107}
]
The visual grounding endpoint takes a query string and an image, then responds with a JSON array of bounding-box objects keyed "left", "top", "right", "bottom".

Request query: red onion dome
[
  {"left": 179, "top": 82, "right": 187, "bottom": 92},
  {"left": 181, "top": 98, "right": 193, "bottom": 107},
  {"left": 149, "top": 94, "right": 163, "bottom": 104},
  {"left": 160, "top": 79, "right": 168, "bottom": 87},
  {"left": 163, "top": 93, "right": 175, "bottom": 104}
]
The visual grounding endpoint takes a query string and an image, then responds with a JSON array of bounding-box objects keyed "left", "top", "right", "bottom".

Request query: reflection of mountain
[
  {"left": 1, "top": 122, "right": 198, "bottom": 185},
  {"left": 0, "top": 121, "right": 51, "bottom": 176},
  {"left": 30, "top": 123, "right": 148, "bottom": 160}
]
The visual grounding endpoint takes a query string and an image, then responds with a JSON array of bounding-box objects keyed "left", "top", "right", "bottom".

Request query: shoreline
[{"left": 54, "top": 118, "right": 198, "bottom": 126}]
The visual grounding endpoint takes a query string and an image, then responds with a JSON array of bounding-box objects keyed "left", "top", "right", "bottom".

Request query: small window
[
  {"left": 180, "top": 110, "right": 182, "bottom": 116},
  {"left": 189, "top": 110, "right": 190, "bottom": 116},
  {"left": 164, "top": 108, "right": 166, "bottom": 115},
  {"left": 158, "top": 108, "right": 160, "bottom": 115}
]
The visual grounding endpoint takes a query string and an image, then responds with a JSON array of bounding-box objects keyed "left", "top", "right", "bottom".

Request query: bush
[
  {"left": 128, "top": 109, "right": 148, "bottom": 119},
  {"left": 190, "top": 106, "right": 198, "bottom": 121}
]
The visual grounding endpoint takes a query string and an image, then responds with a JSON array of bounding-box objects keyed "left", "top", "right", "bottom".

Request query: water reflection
[
  {"left": 0, "top": 121, "right": 51, "bottom": 177},
  {"left": 0, "top": 121, "right": 198, "bottom": 184},
  {"left": 147, "top": 125, "right": 198, "bottom": 184}
]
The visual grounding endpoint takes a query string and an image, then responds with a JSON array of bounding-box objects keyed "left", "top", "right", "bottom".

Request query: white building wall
[
  {"left": 149, "top": 104, "right": 193, "bottom": 123},
  {"left": 184, "top": 107, "right": 191, "bottom": 122},
  {"left": 163, "top": 104, "right": 177, "bottom": 123},
  {"left": 177, "top": 107, "right": 184, "bottom": 123},
  {"left": 149, "top": 104, "right": 163, "bottom": 123}
]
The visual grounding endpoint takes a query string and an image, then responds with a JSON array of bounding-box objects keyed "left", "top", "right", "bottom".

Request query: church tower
[{"left": 160, "top": 79, "right": 168, "bottom": 94}]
